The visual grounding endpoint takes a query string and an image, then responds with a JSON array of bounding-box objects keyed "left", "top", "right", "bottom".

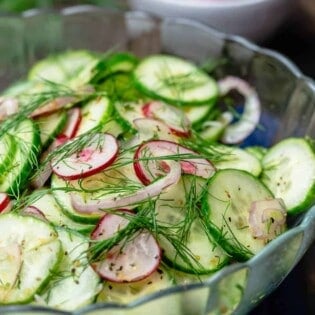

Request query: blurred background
[{"left": 0, "top": 0, "right": 314, "bottom": 314}]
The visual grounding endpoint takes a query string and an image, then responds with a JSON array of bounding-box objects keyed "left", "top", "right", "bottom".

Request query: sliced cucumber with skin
[
  {"left": 98, "top": 73, "right": 145, "bottom": 103},
  {"left": 35, "top": 110, "right": 67, "bottom": 149},
  {"left": 205, "top": 169, "right": 274, "bottom": 260},
  {"left": 31, "top": 192, "right": 94, "bottom": 234},
  {"left": 28, "top": 50, "right": 99, "bottom": 85},
  {"left": 184, "top": 103, "right": 214, "bottom": 126},
  {"left": 51, "top": 175, "right": 102, "bottom": 224},
  {"left": 261, "top": 138, "right": 315, "bottom": 214},
  {"left": 114, "top": 100, "right": 144, "bottom": 132},
  {"left": 245, "top": 146, "right": 268, "bottom": 161},
  {"left": 133, "top": 54, "right": 218, "bottom": 106},
  {"left": 0, "top": 213, "right": 61, "bottom": 304},
  {"left": 0, "top": 118, "right": 41, "bottom": 196},
  {"left": 75, "top": 96, "right": 112, "bottom": 136},
  {"left": 212, "top": 145, "right": 262, "bottom": 177},
  {"left": 0, "top": 134, "right": 17, "bottom": 173},
  {"left": 156, "top": 175, "right": 229, "bottom": 274},
  {"left": 96, "top": 266, "right": 173, "bottom": 304},
  {"left": 90, "top": 52, "right": 139, "bottom": 84},
  {"left": 40, "top": 228, "right": 100, "bottom": 310}
]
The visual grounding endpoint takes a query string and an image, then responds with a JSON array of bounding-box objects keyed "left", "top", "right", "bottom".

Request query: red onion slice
[
  {"left": 22, "top": 206, "right": 47, "bottom": 221},
  {"left": 249, "top": 198, "right": 287, "bottom": 241},
  {"left": 218, "top": 76, "right": 261, "bottom": 144},
  {"left": 71, "top": 161, "right": 181, "bottom": 213},
  {"left": 134, "top": 140, "right": 215, "bottom": 185},
  {"left": 91, "top": 211, "right": 161, "bottom": 282},
  {"left": 51, "top": 133, "right": 118, "bottom": 180}
]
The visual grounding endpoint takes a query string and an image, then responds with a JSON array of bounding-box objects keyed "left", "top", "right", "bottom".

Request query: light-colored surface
[{"left": 128, "top": 0, "right": 295, "bottom": 42}]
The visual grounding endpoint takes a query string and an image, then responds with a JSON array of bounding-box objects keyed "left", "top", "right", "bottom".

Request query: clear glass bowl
[{"left": 0, "top": 5, "right": 314, "bottom": 315}]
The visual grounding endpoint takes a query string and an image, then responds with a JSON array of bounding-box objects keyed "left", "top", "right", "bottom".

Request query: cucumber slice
[
  {"left": 96, "top": 267, "right": 173, "bottom": 304},
  {"left": 0, "top": 119, "right": 40, "bottom": 196},
  {"left": 184, "top": 103, "right": 214, "bottom": 126},
  {"left": 205, "top": 169, "right": 274, "bottom": 260},
  {"left": 31, "top": 192, "right": 94, "bottom": 234},
  {"left": 213, "top": 145, "right": 262, "bottom": 177},
  {"left": 51, "top": 175, "right": 101, "bottom": 224},
  {"left": 35, "top": 110, "right": 67, "bottom": 149},
  {"left": 199, "top": 112, "right": 233, "bottom": 142},
  {"left": 245, "top": 146, "right": 268, "bottom": 161},
  {"left": 91, "top": 52, "right": 139, "bottom": 84},
  {"left": 1, "top": 80, "right": 36, "bottom": 97},
  {"left": 0, "top": 134, "right": 17, "bottom": 173},
  {"left": 28, "top": 50, "right": 99, "bottom": 85},
  {"left": 98, "top": 73, "right": 145, "bottom": 103},
  {"left": 0, "top": 213, "right": 61, "bottom": 304},
  {"left": 156, "top": 176, "right": 228, "bottom": 274},
  {"left": 133, "top": 54, "right": 218, "bottom": 106},
  {"left": 75, "top": 96, "right": 112, "bottom": 136},
  {"left": 114, "top": 100, "right": 144, "bottom": 132},
  {"left": 261, "top": 138, "right": 315, "bottom": 214},
  {"left": 40, "top": 228, "right": 100, "bottom": 310}
]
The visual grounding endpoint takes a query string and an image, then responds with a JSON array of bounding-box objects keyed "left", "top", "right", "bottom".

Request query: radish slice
[
  {"left": 51, "top": 133, "right": 118, "bottom": 180},
  {"left": 31, "top": 135, "right": 70, "bottom": 188},
  {"left": 91, "top": 209, "right": 133, "bottom": 240},
  {"left": 62, "top": 107, "right": 82, "bottom": 138},
  {"left": 134, "top": 140, "right": 215, "bottom": 185},
  {"left": 249, "top": 198, "right": 287, "bottom": 241},
  {"left": 22, "top": 206, "right": 47, "bottom": 221},
  {"left": 127, "top": 118, "right": 180, "bottom": 148},
  {"left": 31, "top": 96, "right": 77, "bottom": 118},
  {"left": 218, "top": 76, "right": 261, "bottom": 144},
  {"left": 91, "top": 211, "right": 161, "bottom": 282},
  {"left": 142, "top": 101, "right": 191, "bottom": 137},
  {"left": 0, "top": 193, "right": 12, "bottom": 213},
  {"left": 71, "top": 161, "right": 181, "bottom": 213}
]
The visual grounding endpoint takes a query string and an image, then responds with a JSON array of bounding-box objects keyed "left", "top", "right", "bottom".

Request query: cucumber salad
[{"left": 0, "top": 50, "right": 314, "bottom": 310}]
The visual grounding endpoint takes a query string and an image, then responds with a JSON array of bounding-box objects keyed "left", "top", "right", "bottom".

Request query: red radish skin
[
  {"left": 62, "top": 107, "right": 82, "bottom": 138},
  {"left": 0, "top": 193, "right": 11, "bottom": 213},
  {"left": 142, "top": 101, "right": 191, "bottom": 137},
  {"left": 134, "top": 140, "right": 215, "bottom": 185},
  {"left": 51, "top": 133, "right": 118, "bottom": 180},
  {"left": 91, "top": 211, "right": 161, "bottom": 282}
]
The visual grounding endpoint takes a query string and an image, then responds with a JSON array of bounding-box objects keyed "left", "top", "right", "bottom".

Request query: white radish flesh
[
  {"left": 51, "top": 133, "right": 118, "bottom": 180},
  {"left": 142, "top": 101, "right": 190, "bottom": 137},
  {"left": 91, "top": 211, "right": 161, "bottom": 282}
]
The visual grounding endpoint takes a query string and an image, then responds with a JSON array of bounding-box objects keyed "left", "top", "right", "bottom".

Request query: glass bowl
[{"left": 0, "top": 5, "right": 314, "bottom": 315}]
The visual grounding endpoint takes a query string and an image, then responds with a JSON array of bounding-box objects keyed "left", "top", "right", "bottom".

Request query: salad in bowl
[{"left": 0, "top": 6, "right": 314, "bottom": 315}]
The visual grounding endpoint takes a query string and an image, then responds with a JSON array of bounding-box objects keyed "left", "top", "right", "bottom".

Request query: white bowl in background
[{"left": 128, "top": 0, "right": 296, "bottom": 42}]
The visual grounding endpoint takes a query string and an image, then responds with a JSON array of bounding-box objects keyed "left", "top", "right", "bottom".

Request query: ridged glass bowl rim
[{"left": 0, "top": 5, "right": 314, "bottom": 315}]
